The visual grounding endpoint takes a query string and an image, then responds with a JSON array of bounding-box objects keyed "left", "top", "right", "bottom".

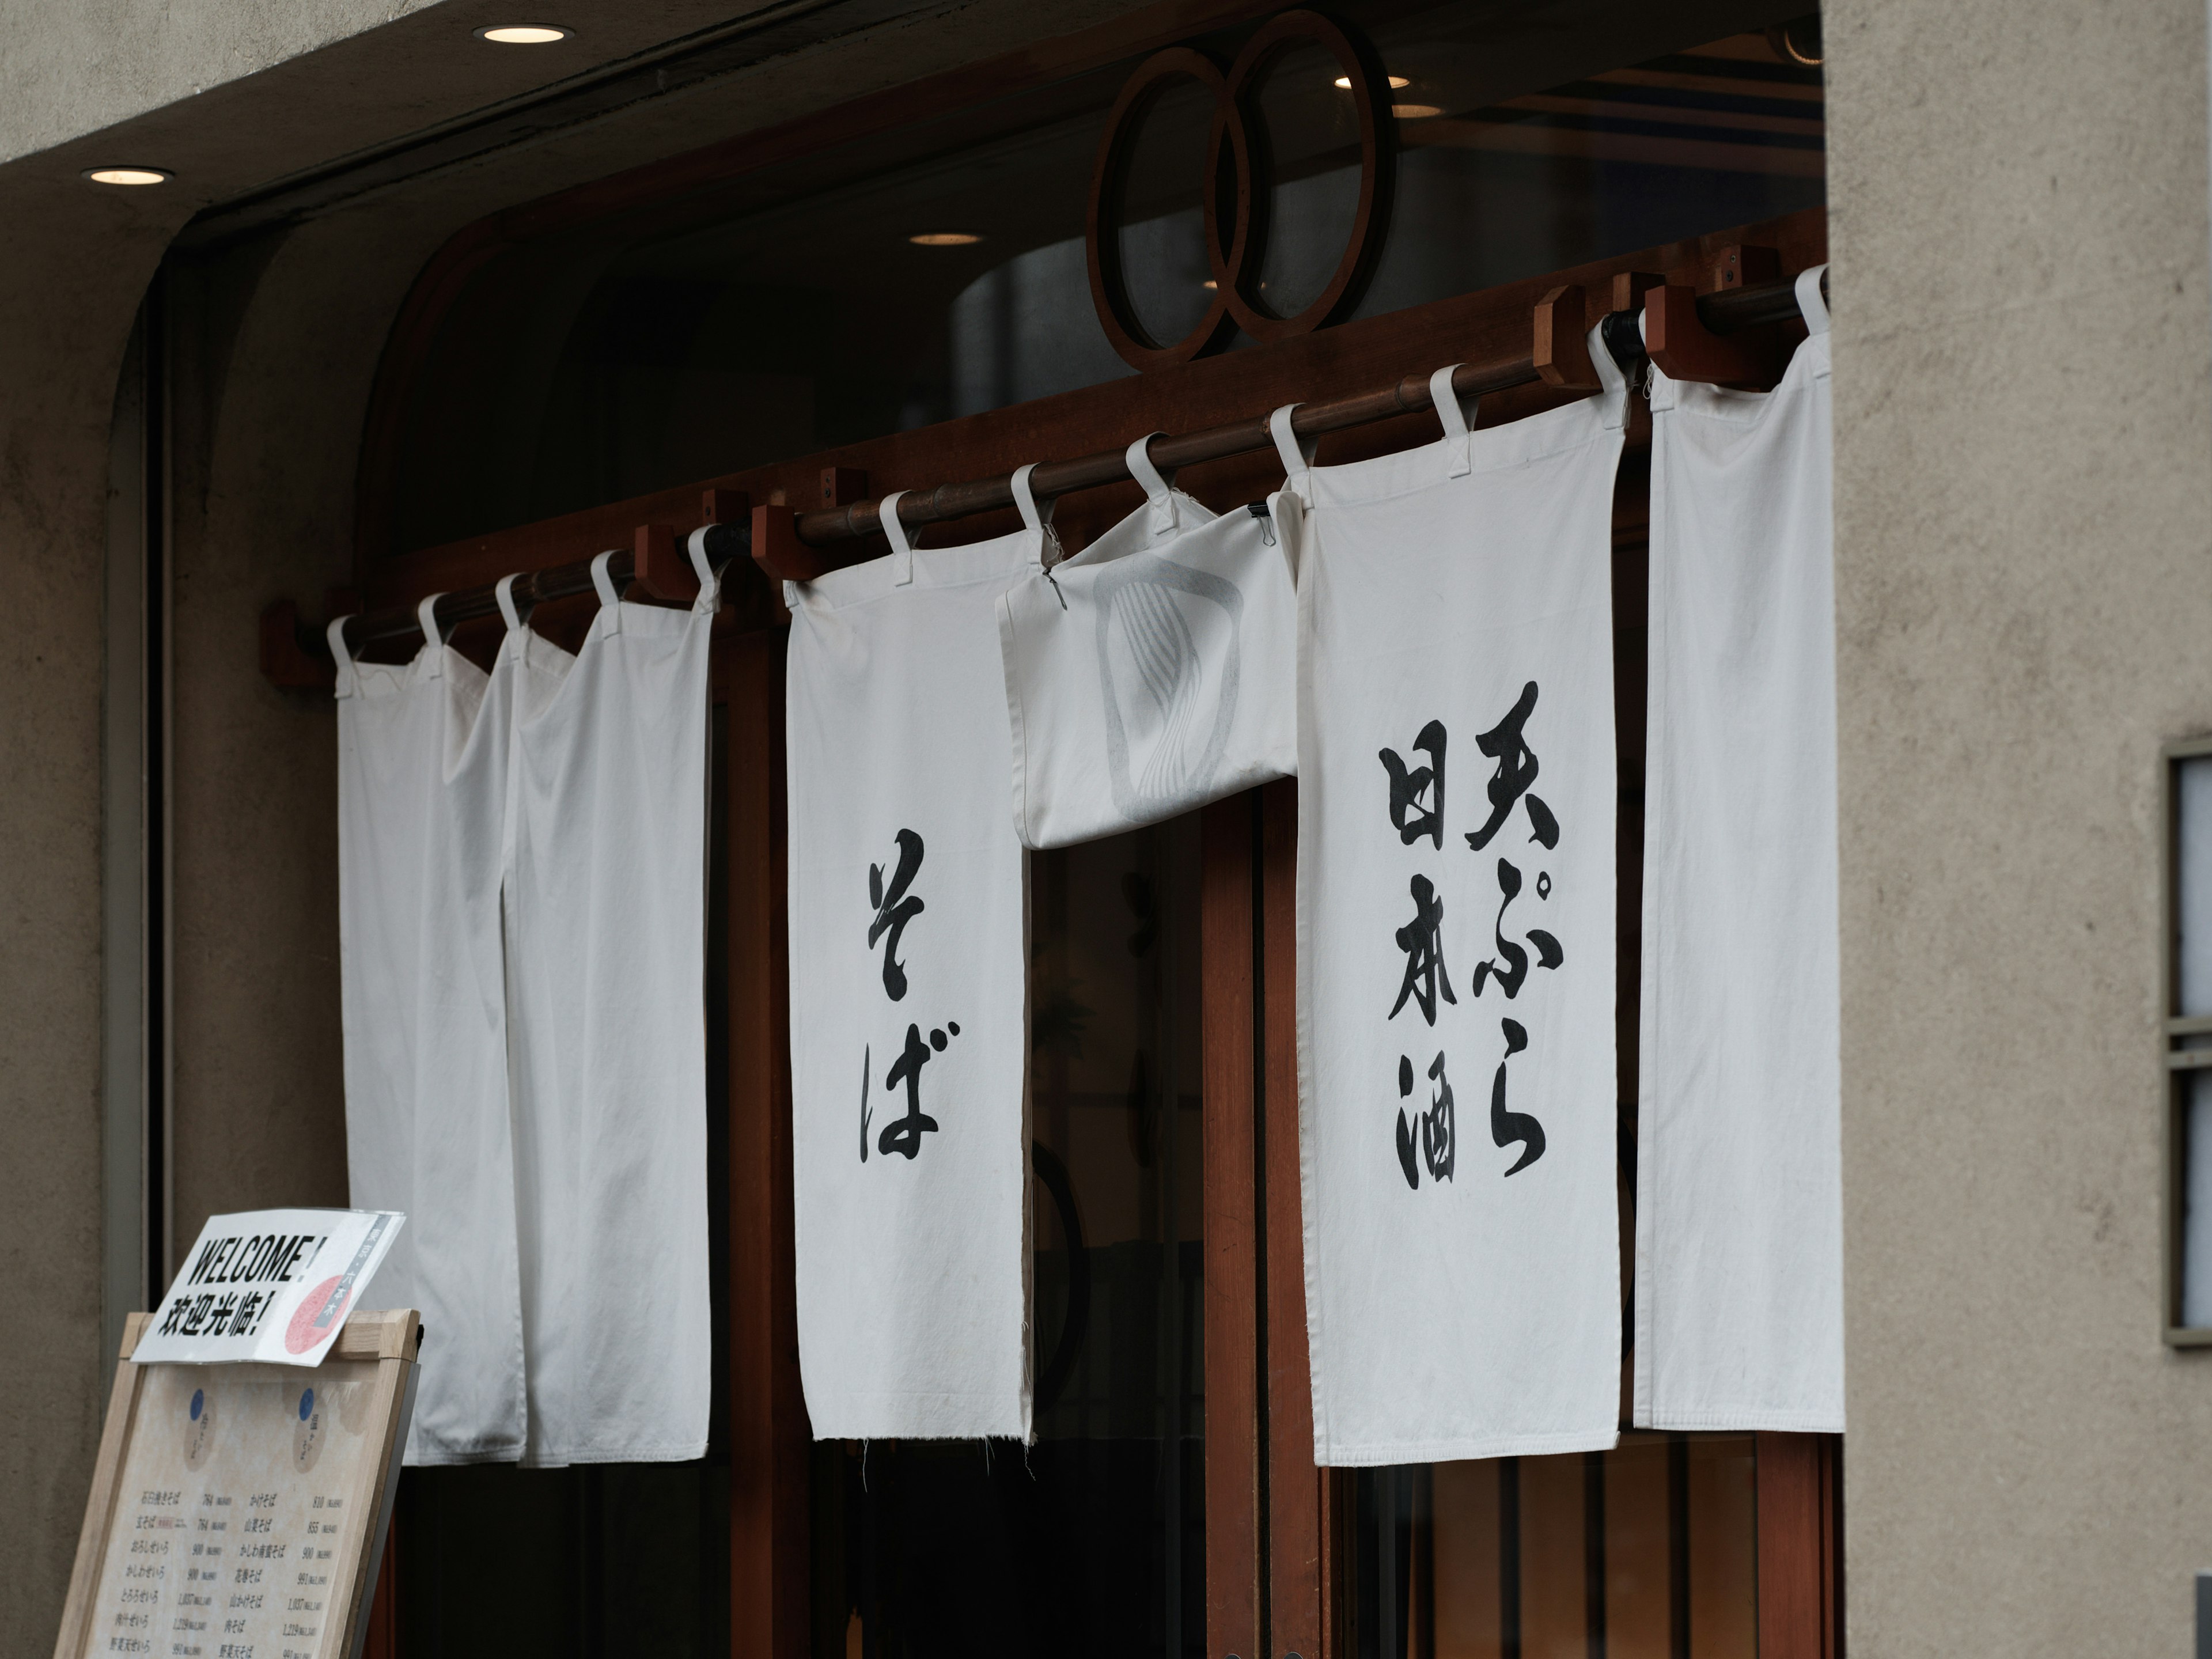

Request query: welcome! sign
[{"left": 131, "top": 1208, "right": 404, "bottom": 1367}]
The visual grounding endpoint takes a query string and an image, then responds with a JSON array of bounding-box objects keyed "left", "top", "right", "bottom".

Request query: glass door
[{"left": 813, "top": 819, "right": 1207, "bottom": 1659}]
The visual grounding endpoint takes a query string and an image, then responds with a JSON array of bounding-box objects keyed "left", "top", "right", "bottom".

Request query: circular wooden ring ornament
[
  {"left": 1086, "top": 47, "right": 1236, "bottom": 371},
  {"left": 1212, "top": 10, "right": 1390, "bottom": 344}
]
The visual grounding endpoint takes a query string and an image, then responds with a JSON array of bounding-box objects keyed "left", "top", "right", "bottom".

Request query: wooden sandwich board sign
[{"left": 52, "top": 1308, "right": 419, "bottom": 1659}]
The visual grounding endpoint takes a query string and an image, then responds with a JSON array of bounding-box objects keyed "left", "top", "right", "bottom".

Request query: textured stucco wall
[
  {"left": 1824, "top": 0, "right": 2212, "bottom": 1652},
  {"left": 0, "top": 170, "right": 169, "bottom": 1653}
]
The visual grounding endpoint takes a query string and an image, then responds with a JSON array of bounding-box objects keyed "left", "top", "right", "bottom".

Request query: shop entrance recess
[{"left": 267, "top": 4, "right": 1844, "bottom": 1654}]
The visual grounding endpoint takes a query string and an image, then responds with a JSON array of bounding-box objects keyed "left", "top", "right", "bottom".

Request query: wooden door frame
[{"left": 354, "top": 204, "right": 1838, "bottom": 1659}]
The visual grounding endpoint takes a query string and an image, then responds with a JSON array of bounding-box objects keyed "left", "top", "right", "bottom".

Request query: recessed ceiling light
[
  {"left": 908, "top": 231, "right": 983, "bottom": 247},
  {"left": 1336, "top": 74, "right": 1412, "bottom": 89},
  {"left": 476, "top": 24, "right": 573, "bottom": 43},
  {"left": 1392, "top": 103, "right": 1445, "bottom": 119},
  {"left": 84, "top": 166, "right": 171, "bottom": 186}
]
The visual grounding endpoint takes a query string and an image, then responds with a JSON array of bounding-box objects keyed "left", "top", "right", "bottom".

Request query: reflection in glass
[
  {"left": 818, "top": 819, "right": 1205, "bottom": 1659},
  {"left": 2177, "top": 756, "right": 2212, "bottom": 1017},
  {"left": 1112, "top": 73, "right": 1224, "bottom": 347},
  {"left": 388, "top": 5, "right": 1827, "bottom": 553},
  {"left": 1247, "top": 41, "right": 1366, "bottom": 319},
  {"left": 2185, "top": 1072, "right": 2212, "bottom": 1328},
  {"left": 1356, "top": 1437, "right": 1757, "bottom": 1659}
]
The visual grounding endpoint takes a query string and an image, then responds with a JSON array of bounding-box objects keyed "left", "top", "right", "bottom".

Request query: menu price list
[{"left": 89, "top": 1363, "right": 378, "bottom": 1659}]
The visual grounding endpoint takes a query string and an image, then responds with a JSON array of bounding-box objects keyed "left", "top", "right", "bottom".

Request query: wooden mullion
[
  {"left": 1202, "top": 791, "right": 1264, "bottom": 1659},
  {"left": 729, "top": 630, "right": 809, "bottom": 1658},
  {"left": 1755, "top": 1432, "right": 1842, "bottom": 1659},
  {"left": 1259, "top": 778, "right": 1331, "bottom": 1659}
]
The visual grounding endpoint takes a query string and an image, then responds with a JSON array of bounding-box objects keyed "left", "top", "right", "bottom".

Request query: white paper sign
[{"left": 131, "top": 1209, "right": 404, "bottom": 1368}]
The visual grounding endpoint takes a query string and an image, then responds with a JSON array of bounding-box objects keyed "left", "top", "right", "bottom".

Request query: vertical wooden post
[
  {"left": 361, "top": 1518, "right": 399, "bottom": 1658},
  {"left": 729, "top": 630, "right": 809, "bottom": 1658},
  {"left": 1260, "top": 778, "right": 1334, "bottom": 1659},
  {"left": 1203, "top": 791, "right": 1264, "bottom": 1659},
  {"left": 1755, "top": 1433, "right": 1842, "bottom": 1659}
]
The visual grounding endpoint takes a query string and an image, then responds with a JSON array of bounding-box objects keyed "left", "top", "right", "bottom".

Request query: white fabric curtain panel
[
  {"left": 334, "top": 542, "right": 720, "bottom": 1469},
  {"left": 331, "top": 601, "right": 528, "bottom": 1466},
  {"left": 503, "top": 548, "right": 719, "bottom": 1465},
  {"left": 786, "top": 482, "right": 1043, "bottom": 1442},
  {"left": 1634, "top": 267, "right": 1844, "bottom": 1433},
  {"left": 1294, "top": 347, "right": 1628, "bottom": 1465},
  {"left": 997, "top": 432, "right": 1300, "bottom": 849}
]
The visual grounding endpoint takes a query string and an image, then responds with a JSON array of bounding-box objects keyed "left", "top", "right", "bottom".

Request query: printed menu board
[{"left": 52, "top": 1310, "right": 417, "bottom": 1659}]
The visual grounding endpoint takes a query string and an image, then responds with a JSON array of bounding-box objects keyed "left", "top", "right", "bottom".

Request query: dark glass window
[
  {"left": 383, "top": 0, "right": 1822, "bottom": 553},
  {"left": 812, "top": 821, "right": 1206, "bottom": 1659},
  {"left": 1351, "top": 1437, "right": 1759, "bottom": 1659}
]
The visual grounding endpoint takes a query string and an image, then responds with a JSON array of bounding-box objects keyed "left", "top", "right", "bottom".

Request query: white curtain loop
[
  {"left": 1795, "top": 263, "right": 1831, "bottom": 336},
  {"left": 1011, "top": 463, "right": 1058, "bottom": 565},
  {"left": 590, "top": 550, "right": 623, "bottom": 637},
  {"left": 1586, "top": 319, "right": 1630, "bottom": 431},
  {"left": 1270, "top": 404, "right": 1316, "bottom": 483},
  {"left": 1428, "top": 364, "right": 1476, "bottom": 477},
  {"left": 326, "top": 616, "right": 357, "bottom": 700},
  {"left": 416, "top": 593, "right": 448, "bottom": 677},
  {"left": 685, "top": 527, "right": 722, "bottom": 613},
  {"left": 1126, "top": 433, "right": 1178, "bottom": 536},
  {"left": 879, "top": 491, "right": 915, "bottom": 587}
]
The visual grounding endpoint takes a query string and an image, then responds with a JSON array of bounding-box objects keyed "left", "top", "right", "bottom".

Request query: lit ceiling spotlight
[
  {"left": 84, "top": 166, "right": 172, "bottom": 186},
  {"left": 908, "top": 231, "right": 983, "bottom": 247},
  {"left": 1392, "top": 104, "right": 1445, "bottom": 119},
  {"left": 475, "top": 24, "right": 573, "bottom": 43},
  {"left": 1335, "top": 74, "right": 1412, "bottom": 89}
]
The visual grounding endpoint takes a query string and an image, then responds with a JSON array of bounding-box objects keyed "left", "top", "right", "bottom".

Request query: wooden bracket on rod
[
  {"left": 260, "top": 587, "right": 357, "bottom": 691},
  {"left": 1611, "top": 270, "right": 1664, "bottom": 315},
  {"left": 260, "top": 598, "right": 331, "bottom": 690},
  {"left": 752, "top": 503, "right": 828, "bottom": 588},
  {"left": 1533, "top": 284, "right": 1597, "bottom": 391},
  {"left": 1645, "top": 245, "right": 1793, "bottom": 389},
  {"left": 631, "top": 498, "right": 749, "bottom": 602}
]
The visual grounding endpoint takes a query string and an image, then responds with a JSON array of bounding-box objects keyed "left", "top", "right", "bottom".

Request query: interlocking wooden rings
[{"left": 1086, "top": 11, "right": 1394, "bottom": 371}]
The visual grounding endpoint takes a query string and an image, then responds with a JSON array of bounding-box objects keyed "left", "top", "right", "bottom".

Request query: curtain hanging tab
[
  {"left": 1270, "top": 404, "right": 1315, "bottom": 486},
  {"left": 416, "top": 593, "right": 448, "bottom": 675},
  {"left": 1796, "top": 262, "right": 1831, "bottom": 335},
  {"left": 495, "top": 574, "right": 529, "bottom": 663},
  {"left": 1427, "top": 364, "right": 1474, "bottom": 477},
  {"left": 590, "top": 550, "right": 622, "bottom": 636},
  {"left": 327, "top": 616, "right": 358, "bottom": 699},
  {"left": 1586, "top": 320, "right": 1630, "bottom": 431},
  {"left": 1010, "top": 463, "right": 1057, "bottom": 565},
  {"left": 685, "top": 527, "right": 724, "bottom": 611},
  {"left": 1125, "top": 433, "right": 1177, "bottom": 536},
  {"left": 879, "top": 490, "right": 915, "bottom": 586}
]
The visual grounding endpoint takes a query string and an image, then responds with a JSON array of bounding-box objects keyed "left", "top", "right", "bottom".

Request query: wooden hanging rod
[
  {"left": 756, "top": 265, "right": 1827, "bottom": 578},
  {"left": 261, "top": 517, "right": 751, "bottom": 685},
  {"left": 262, "top": 258, "right": 1823, "bottom": 684}
]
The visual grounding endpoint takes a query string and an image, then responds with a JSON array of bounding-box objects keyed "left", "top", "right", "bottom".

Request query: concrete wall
[
  {"left": 0, "top": 167, "right": 180, "bottom": 1649},
  {"left": 1825, "top": 0, "right": 2212, "bottom": 1652}
]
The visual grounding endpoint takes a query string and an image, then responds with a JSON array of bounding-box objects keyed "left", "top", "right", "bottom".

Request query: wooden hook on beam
[{"left": 1533, "top": 284, "right": 1598, "bottom": 391}]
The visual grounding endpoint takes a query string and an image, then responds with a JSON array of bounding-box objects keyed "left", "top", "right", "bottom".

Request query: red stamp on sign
[{"left": 286, "top": 1277, "right": 350, "bottom": 1354}]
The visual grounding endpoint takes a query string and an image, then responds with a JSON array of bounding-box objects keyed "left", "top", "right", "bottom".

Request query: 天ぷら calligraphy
[
  {"left": 1465, "top": 681, "right": 1558, "bottom": 852},
  {"left": 1488, "top": 1017, "right": 1545, "bottom": 1175},
  {"left": 1469, "top": 857, "right": 1563, "bottom": 999},
  {"left": 867, "top": 829, "right": 926, "bottom": 1001}
]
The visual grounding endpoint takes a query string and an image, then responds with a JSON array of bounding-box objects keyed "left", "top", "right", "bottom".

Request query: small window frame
[{"left": 2161, "top": 735, "right": 2212, "bottom": 1346}]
